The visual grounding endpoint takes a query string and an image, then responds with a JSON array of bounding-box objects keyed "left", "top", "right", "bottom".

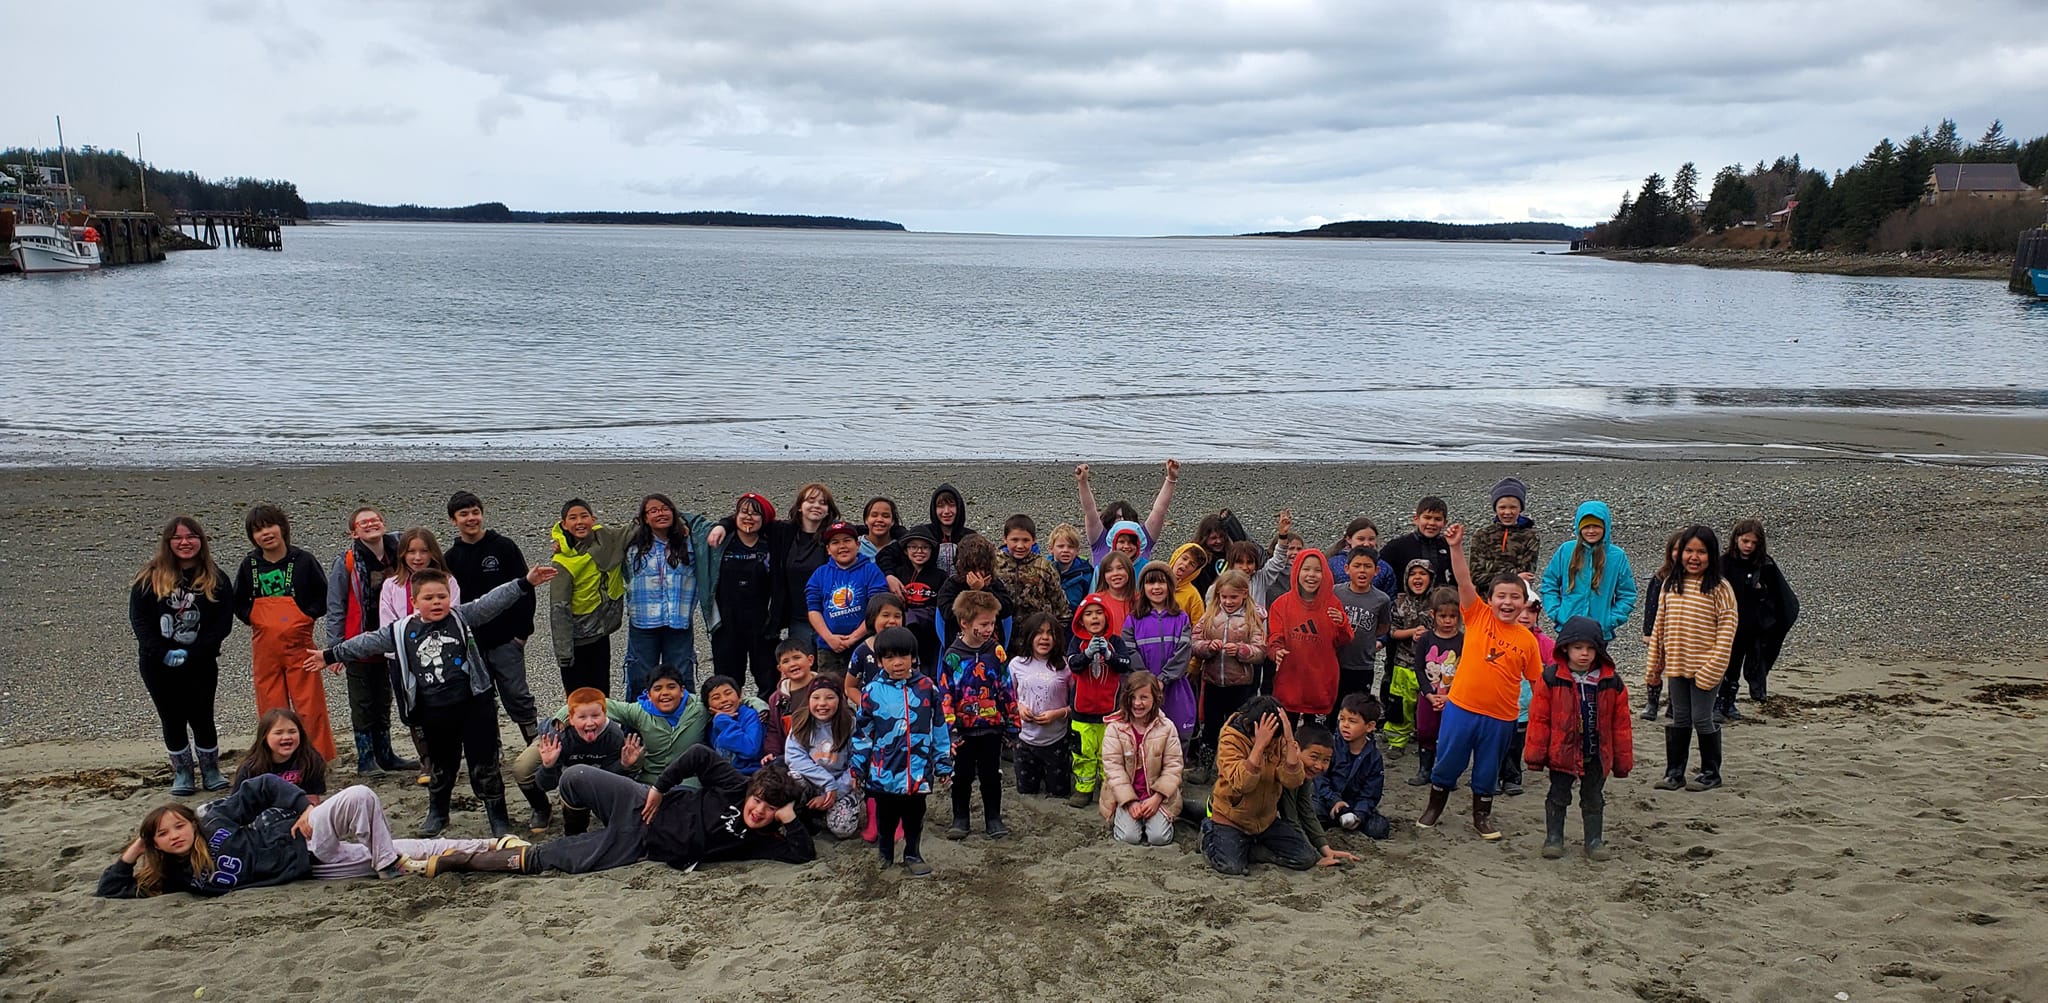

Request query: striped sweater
[{"left": 1646, "top": 577, "right": 1738, "bottom": 689}]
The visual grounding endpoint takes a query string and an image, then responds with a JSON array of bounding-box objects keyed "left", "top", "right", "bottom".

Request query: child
[
  {"left": 761, "top": 639, "right": 817, "bottom": 761},
  {"left": 1009, "top": 612, "right": 1073, "bottom": 798},
  {"left": 548, "top": 499, "right": 628, "bottom": 697},
  {"left": 806, "top": 520, "right": 890, "bottom": 675},
  {"left": 1499, "top": 593, "right": 1552, "bottom": 797},
  {"left": 912, "top": 483, "right": 977, "bottom": 574},
  {"left": 315, "top": 565, "right": 559, "bottom": 837},
  {"left": 130, "top": 515, "right": 236, "bottom": 794},
  {"left": 1188, "top": 510, "right": 1250, "bottom": 597},
  {"left": 1076, "top": 459, "right": 1178, "bottom": 565},
  {"left": 851, "top": 626, "right": 952, "bottom": 876},
  {"left": 373, "top": 527, "right": 450, "bottom": 779},
  {"left": 228, "top": 708, "right": 330, "bottom": 803},
  {"left": 1254, "top": 512, "right": 1304, "bottom": 612},
  {"left": 232, "top": 505, "right": 337, "bottom": 762},
  {"left": 1066, "top": 595, "right": 1135, "bottom": 808},
  {"left": 935, "top": 534, "right": 1018, "bottom": 641},
  {"left": 858, "top": 497, "right": 902, "bottom": 560},
  {"left": 1409, "top": 587, "right": 1464, "bottom": 787},
  {"left": 530, "top": 687, "right": 639, "bottom": 835},
  {"left": 784, "top": 675, "right": 862, "bottom": 838},
  {"left": 1167, "top": 542, "right": 1209, "bottom": 626},
  {"left": 1468, "top": 478, "right": 1542, "bottom": 587},
  {"left": 1719, "top": 518, "right": 1799, "bottom": 720},
  {"left": 1099, "top": 670, "right": 1184, "bottom": 847},
  {"left": 883, "top": 525, "right": 948, "bottom": 673},
  {"left": 1334, "top": 546, "right": 1392, "bottom": 720},
  {"left": 575, "top": 664, "right": 709, "bottom": 783},
  {"left": 444, "top": 490, "right": 540, "bottom": 746},
  {"left": 708, "top": 493, "right": 781, "bottom": 698},
  {"left": 1047, "top": 522, "right": 1095, "bottom": 612},
  {"left": 1091, "top": 552, "right": 1138, "bottom": 634},
  {"left": 995, "top": 514, "right": 1070, "bottom": 630},
  {"left": 1377, "top": 497, "right": 1452, "bottom": 592},
  {"left": 620, "top": 493, "right": 717, "bottom": 699},
  {"left": 704, "top": 675, "right": 770, "bottom": 776},
  {"left": 1416, "top": 523, "right": 1545, "bottom": 841},
  {"left": 1528, "top": 616, "right": 1634, "bottom": 860},
  {"left": 1326, "top": 517, "right": 1394, "bottom": 594},
  {"left": 940, "top": 590, "right": 1018, "bottom": 840},
  {"left": 1191, "top": 570, "right": 1265, "bottom": 786},
  {"left": 1646, "top": 526, "right": 1738, "bottom": 793},
  {"left": 1277, "top": 723, "right": 1361, "bottom": 868},
  {"left": 327, "top": 507, "right": 402, "bottom": 778},
  {"left": 1122, "top": 564, "right": 1195, "bottom": 746},
  {"left": 1314, "top": 694, "right": 1390, "bottom": 840},
  {"left": 848, "top": 595, "right": 906, "bottom": 691},
  {"left": 1383, "top": 559, "right": 1435, "bottom": 756},
  {"left": 1539, "top": 500, "right": 1638, "bottom": 641},
  {"left": 1266, "top": 549, "right": 1354, "bottom": 725},
  {"left": 1203, "top": 696, "right": 1319, "bottom": 875}
]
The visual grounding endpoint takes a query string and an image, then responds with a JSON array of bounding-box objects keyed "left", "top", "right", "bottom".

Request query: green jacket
[
  {"left": 1276, "top": 778, "right": 1330, "bottom": 853},
  {"left": 551, "top": 693, "right": 708, "bottom": 785},
  {"left": 551, "top": 518, "right": 726, "bottom": 666}
]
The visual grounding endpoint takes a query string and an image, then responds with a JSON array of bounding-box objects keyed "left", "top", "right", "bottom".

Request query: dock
[
  {"left": 88, "top": 211, "right": 168, "bottom": 265},
  {"left": 172, "top": 209, "right": 283, "bottom": 250}
]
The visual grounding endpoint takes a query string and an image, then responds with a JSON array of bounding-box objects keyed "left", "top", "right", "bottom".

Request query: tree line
[
  {"left": 1248, "top": 219, "right": 1582, "bottom": 241},
  {"left": 1587, "top": 119, "right": 2048, "bottom": 253},
  {"left": 1, "top": 148, "right": 307, "bottom": 218}
]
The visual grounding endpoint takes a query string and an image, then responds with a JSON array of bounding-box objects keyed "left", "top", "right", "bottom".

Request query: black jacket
[
  {"left": 445, "top": 530, "right": 535, "bottom": 649},
  {"left": 642, "top": 746, "right": 815, "bottom": 869},
  {"left": 1724, "top": 553, "right": 1798, "bottom": 636},
  {"left": 128, "top": 563, "right": 235, "bottom": 665},
  {"left": 1379, "top": 531, "right": 1451, "bottom": 591},
  {"left": 232, "top": 547, "right": 328, "bottom": 623},
  {"left": 95, "top": 775, "right": 314, "bottom": 898}
]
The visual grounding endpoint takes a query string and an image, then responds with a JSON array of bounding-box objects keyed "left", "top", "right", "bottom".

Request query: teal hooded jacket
[{"left": 1539, "top": 500, "right": 1638, "bottom": 640}]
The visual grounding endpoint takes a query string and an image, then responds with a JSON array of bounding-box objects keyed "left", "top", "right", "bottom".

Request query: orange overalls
[{"left": 248, "top": 557, "right": 338, "bottom": 761}]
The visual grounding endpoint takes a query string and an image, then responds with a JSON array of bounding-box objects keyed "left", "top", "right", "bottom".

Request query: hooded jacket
[
  {"left": 326, "top": 533, "right": 399, "bottom": 646},
  {"left": 1527, "top": 617, "right": 1635, "bottom": 778},
  {"left": 1379, "top": 528, "right": 1451, "bottom": 593},
  {"left": 849, "top": 671, "right": 953, "bottom": 794},
  {"left": 1168, "top": 542, "right": 1209, "bottom": 625},
  {"left": 995, "top": 548, "right": 1070, "bottom": 628},
  {"left": 1386, "top": 558, "right": 1436, "bottom": 671},
  {"left": 904, "top": 483, "right": 977, "bottom": 575},
  {"left": 1094, "top": 520, "right": 1153, "bottom": 584},
  {"left": 1539, "top": 501, "right": 1638, "bottom": 641},
  {"left": 1193, "top": 601, "right": 1265, "bottom": 688},
  {"left": 325, "top": 579, "right": 534, "bottom": 717},
  {"left": 96, "top": 774, "right": 314, "bottom": 898},
  {"left": 940, "top": 635, "right": 1018, "bottom": 737},
  {"left": 1266, "top": 549, "right": 1354, "bottom": 716},
  {"left": 1209, "top": 720, "right": 1306, "bottom": 834},
  {"left": 806, "top": 551, "right": 890, "bottom": 637},
  {"left": 129, "top": 563, "right": 235, "bottom": 666},
  {"left": 1066, "top": 595, "right": 1135, "bottom": 722},
  {"left": 549, "top": 523, "right": 626, "bottom": 665},
  {"left": 1121, "top": 606, "right": 1193, "bottom": 683},
  {"left": 1467, "top": 515, "right": 1542, "bottom": 588},
  {"left": 1098, "top": 711, "right": 1184, "bottom": 820},
  {"left": 639, "top": 746, "right": 816, "bottom": 869}
]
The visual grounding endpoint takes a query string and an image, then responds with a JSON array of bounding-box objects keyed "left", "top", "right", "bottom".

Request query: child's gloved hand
[
  {"left": 162, "top": 648, "right": 189, "bottom": 668},
  {"left": 1086, "top": 637, "right": 1109, "bottom": 658}
]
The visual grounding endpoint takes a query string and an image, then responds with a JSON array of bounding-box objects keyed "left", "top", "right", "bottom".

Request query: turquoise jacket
[{"left": 1539, "top": 500, "right": 1638, "bottom": 640}]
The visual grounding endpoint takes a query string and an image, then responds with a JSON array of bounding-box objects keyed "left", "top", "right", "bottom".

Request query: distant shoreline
[{"left": 1574, "top": 246, "right": 2011, "bottom": 281}]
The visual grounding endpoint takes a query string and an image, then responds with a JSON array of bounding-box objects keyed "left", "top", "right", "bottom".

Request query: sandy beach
[{"left": 5, "top": 444, "right": 2047, "bottom": 1000}]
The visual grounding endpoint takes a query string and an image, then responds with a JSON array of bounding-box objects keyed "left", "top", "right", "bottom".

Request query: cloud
[{"left": 296, "top": 104, "right": 419, "bottom": 127}]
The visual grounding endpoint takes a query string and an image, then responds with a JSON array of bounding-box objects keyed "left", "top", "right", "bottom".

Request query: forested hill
[
  {"left": 1248, "top": 219, "right": 1583, "bottom": 241},
  {"left": 308, "top": 201, "right": 906, "bottom": 231},
  {"left": 2, "top": 148, "right": 305, "bottom": 216}
]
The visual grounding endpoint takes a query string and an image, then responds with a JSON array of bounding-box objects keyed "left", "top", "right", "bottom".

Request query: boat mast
[
  {"left": 137, "top": 132, "right": 148, "bottom": 211},
  {"left": 55, "top": 116, "right": 74, "bottom": 211}
]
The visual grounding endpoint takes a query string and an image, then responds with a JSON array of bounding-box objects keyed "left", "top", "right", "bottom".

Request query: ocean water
[{"left": 3, "top": 223, "right": 2044, "bottom": 465}]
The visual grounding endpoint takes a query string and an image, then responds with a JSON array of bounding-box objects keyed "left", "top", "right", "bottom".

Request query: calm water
[{"left": 3, "top": 223, "right": 2045, "bottom": 464}]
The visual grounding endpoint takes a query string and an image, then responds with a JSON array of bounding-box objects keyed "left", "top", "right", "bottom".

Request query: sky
[{"left": 7, "top": 0, "right": 2042, "bottom": 235}]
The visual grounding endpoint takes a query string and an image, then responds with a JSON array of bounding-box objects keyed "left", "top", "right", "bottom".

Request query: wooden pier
[
  {"left": 87, "top": 211, "right": 168, "bottom": 265},
  {"left": 173, "top": 209, "right": 283, "bottom": 250}
]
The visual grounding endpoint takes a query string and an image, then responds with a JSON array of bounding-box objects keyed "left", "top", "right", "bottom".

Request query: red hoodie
[
  {"left": 1067, "top": 595, "right": 1135, "bottom": 722},
  {"left": 1266, "top": 548, "right": 1354, "bottom": 716}
]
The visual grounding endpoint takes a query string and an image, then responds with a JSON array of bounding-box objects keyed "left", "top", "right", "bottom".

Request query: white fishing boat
[{"left": 6, "top": 195, "right": 102, "bottom": 272}]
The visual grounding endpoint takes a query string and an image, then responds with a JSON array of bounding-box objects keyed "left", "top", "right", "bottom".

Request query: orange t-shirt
[{"left": 1447, "top": 597, "right": 1542, "bottom": 722}]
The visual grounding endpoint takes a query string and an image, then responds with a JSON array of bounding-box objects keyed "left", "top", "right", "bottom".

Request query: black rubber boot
[
  {"left": 985, "top": 809, "right": 1009, "bottom": 840},
  {"left": 354, "top": 731, "right": 383, "bottom": 776},
  {"left": 1416, "top": 785, "right": 1450, "bottom": 828},
  {"left": 1654, "top": 728, "right": 1690, "bottom": 791},
  {"left": 1541, "top": 802, "right": 1567, "bottom": 858},
  {"left": 484, "top": 797, "right": 515, "bottom": 839},
  {"left": 373, "top": 730, "right": 420, "bottom": 772},
  {"left": 1584, "top": 811, "right": 1612, "bottom": 861},
  {"left": 517, "top": 720, "right": 541, "bottom": 746},
  {"left": 168, "top": 746, "right": 198, "bottom": 797},
  {"left": 417, "top": 792, "right": 452, "bottom": 837},
  {"left": 1686, "top": 731, "right": 1724, "bottom": 791},
  {"left": 945, "top": 815, "right": 970, "bottom": 840},
  {"left": 517, "top": 780, "right": 553, "bottom": 833},
  {"left": 1407, "top": 749, "right": 1434, "bottom": 787},
  {"left": 1641, "top": 685, "right": 1661, "bottom": 721}
]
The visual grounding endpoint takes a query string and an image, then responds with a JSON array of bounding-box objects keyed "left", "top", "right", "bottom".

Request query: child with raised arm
[
  {"left": 530, "top": 688, "right": 639, "bottom": 835},
  {"left": 1076, "top": 459, "right": 1179, "bottom": 565},
  {"left": 1416, "top": 524, "right": 1544, "bottom": 841},
  {"left": 1009, "top": 613, "right": 1074, "bottom": 798},
  {"left": 1528, "top": 617, "right": 1633, "bottom": 860},
  {"left": 851, "top": 626, "right": 952, "bottom": 876},
  {"left": 941, "top": 590, "right": 1018, "bottom": 840}
]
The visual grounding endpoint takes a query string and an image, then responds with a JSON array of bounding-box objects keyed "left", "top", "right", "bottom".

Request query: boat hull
[
  {"left": 2032, "top": 268, "right": 2048, "bottom": 298},
  {"left": 9, "top": 225, "right": 102, "bottom": 273}
]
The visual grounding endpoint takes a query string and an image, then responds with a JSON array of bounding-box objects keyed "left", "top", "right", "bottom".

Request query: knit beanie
[{"left": 1490, "top": 477, "right": 1527, "bottom": 506}]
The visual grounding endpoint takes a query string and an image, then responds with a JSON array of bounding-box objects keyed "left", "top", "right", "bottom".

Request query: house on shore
[
  {"left": 1765, "top": 197, "right": 1798, "bottom": 230},
  {"left": 1924, "top": 163, "right": 2038, "bottom": 205}
]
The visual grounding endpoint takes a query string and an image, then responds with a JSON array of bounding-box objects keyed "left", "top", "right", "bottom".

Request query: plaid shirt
[{"left": 625, "top": 539, "right": 695, "bottom": 631}]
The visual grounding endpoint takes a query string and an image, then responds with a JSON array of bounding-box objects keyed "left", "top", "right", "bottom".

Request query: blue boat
[{"left": 2033, "top": 268, "right": 2048, "bottom": 297}]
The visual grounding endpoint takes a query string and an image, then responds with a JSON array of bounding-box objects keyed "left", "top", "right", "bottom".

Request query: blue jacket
[
  {"left": 1056, "top": 555, "right": 1095, "bottom": 610},
  {"left": 1539, "top": 500, "right": 1639, "bottom": 641},
  {"left": 710, "top": 701, "right": 767, "bottom": 776},
  {"left": 1313, "top": 737, "right": 1386, "bottom": 820},
  {"left": 850, "top": 673, "right": 953, "bottom": 795},
  {"left": 806, "top": 555, "right": 890, "bottom": 636}
]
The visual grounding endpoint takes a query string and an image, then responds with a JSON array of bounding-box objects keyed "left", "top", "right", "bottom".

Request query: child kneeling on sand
[
  {"left": 1202, "top": 696, "right": 1320, "bottom": 875},
  {"left": 1099, "top": 671, "right": 1184, "bottom": 847},
  {"left": 516, "top": 687, "right": 640, "bottom": 835},
  {"left": 1527, "top": 616, "right": 1634, "bottom": 860}
]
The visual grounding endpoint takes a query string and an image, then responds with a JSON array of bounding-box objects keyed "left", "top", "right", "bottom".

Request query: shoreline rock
[{"left": 1574, "top": 246, "right": 2011, "bottom": 280}]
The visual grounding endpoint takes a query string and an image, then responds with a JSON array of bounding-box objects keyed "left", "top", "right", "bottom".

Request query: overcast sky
[{"left": 9, "top": 1, "right": 2040, "bottom": 235}]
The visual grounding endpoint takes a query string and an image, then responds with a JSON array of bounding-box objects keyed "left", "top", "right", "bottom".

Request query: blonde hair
[
  {"left": 1204, "top": 570, "right": 1263, "bottom": 639},
  {"left": 1048, "top": 523, "right": 1085, "bottom": 550}
]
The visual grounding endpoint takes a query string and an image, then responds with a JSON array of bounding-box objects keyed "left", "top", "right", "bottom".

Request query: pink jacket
[
  {"left": 1098, "top": 712, "right": 1184, "bottom": 821},
  {"left": 377, "top": 576, "right": 461, "bottom": 632}
]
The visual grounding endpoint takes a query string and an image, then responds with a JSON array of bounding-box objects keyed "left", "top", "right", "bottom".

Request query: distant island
[
  {"left": 308, "top": 201, "right": 905, "bottom": 231},
  {"left": 1246, "top": 219, "right": 1584, "bottom": 241}
]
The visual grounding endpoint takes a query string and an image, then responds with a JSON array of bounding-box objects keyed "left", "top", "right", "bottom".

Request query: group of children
[{"left": 110, "top": 464, "right": 1800, "bottom": 895}]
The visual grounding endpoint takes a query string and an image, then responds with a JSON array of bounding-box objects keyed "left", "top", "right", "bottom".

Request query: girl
[
  {"left": 883, "top": 526, "right": 947, "bottom": 673},
  {"left": 1266, "top": 549, "right": 1354, "bottom": 725},
  {"left": 1188, "top": 510, "right": 1247, "bottom": 597},
  {"left": 1076, "top": 459, "right": 1179, "bottom": 564},
  {"left": 703, "top": 675, "right": 768, "bottom": 776},
  {"left": 784, "top": 675, "right": 861, "bottom": 838},
  {"left": 1092, "top": 551, "right": 1138, "bottom": 635},
  {"left": 1326, "top": 516, "right": 1394, "bottom": 593},
  {"left": 549, "top": 499, "right": 627, "bottom": 697},
  {"left": 1646, "top": 526, "right": 1738, "bottom": 793},
  {"left": 1099, "top": 669, "right": 1184, "bottom": 847},
  {"left": 327, "top": 507, "right": 402, "bottom": 778},
  {"left": 622, "top": 493, "right": 717, "bottom": 698},
  {"left": 1639, "top": 530, "right": 1685, "bottom": 721},
  {"left": 1203, "top": 695, "right": 1318, "bottom": 875},
  {"left": 850, "top": 626, "right": 952, "bottom": 876},
  {"left": 96, "top": 778, "right": 507, "bottom": 897},
  {"left": 908, "top": 484, "right": 976, "bottom": 575},
  {"left": 858, "top": 497, "right": 902, "bottom": 561},
  {"left": 232, "top": 505, "right": 337, "bottom": 762},
  {"left": 1167, "top": 543, "right": 1209, "bottom": 626},
  {"left": 848, "top": 592, "right": 908, "bottom": 693},
  {"left": 1122, "top": 564, "right": 1194, "bottom": 747},
  {"left": 1381, "top": 559, "right": 1436, "bottom": 757},
  {"left": 1191, "top": 570, "right": 1265, "bottom": 786},
  {"left": 1009, "top": 613, "right": 1074, "bottom": 798},
  {"left": 711, "top": 493, "right": 780, "bottom": 699},
  {"left": 1066, "top": 596, "right": 1134, "bottom": 809},
  {"left": 230, "top": 708, "right": 330, "bottom": 803},
  {"left": 1719, "top": 519, "right": 1799, "bottom": 720},
  {"left": 376, "top": 528, "right": 450, "bottom": 783},
  {"left": 710, "top": 485, "right": 839, "bottom": 690},
  {"left": 130, "top": 515, "right": 235, "bottom": 794},
  {"left": 1499, "top": 593, "right": 1553, "bottom": 797},
  {"left": 1539, "top": 500, "right": 1638, "bottom": 641}
]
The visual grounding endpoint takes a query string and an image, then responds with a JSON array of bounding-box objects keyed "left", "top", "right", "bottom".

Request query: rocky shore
[{"left": 1577, "top": 246, "right": 2012, "bottom": 280}]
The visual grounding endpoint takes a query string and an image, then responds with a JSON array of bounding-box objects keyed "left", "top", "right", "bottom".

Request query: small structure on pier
[{"left": 173, "top": 209, "right": 282, "bottom": 250}]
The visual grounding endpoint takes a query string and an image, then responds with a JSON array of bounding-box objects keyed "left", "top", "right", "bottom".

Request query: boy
[
  {"left": 934, "top": 534, "right": 1018, "bottom": 640},
  {"left": 314, "top": 564, "right": 560, "bottom": 838},
  {"left": 1276, "top": 722, "right": 1363, "bottom": 867},
  {"left": 444, "top": 490, "right": 540, "bottom": 745},
  {"left": 759, "top": 639, "right": 816, "bottom": 764},
  {"left": 1168, "top": 543, "right": 1209, "bottom": 625},
  {"left": 940, "top": 590, "right": 1018, "bottom": 840},
  {"left": 890, "top": 525, "right": 948, "bottom": 674},
  {"left": 1527, "top": 616, "right": 1634, "bottom": 860},
  {"left": 1314, "top": 694, "right": 1391, "bottom": 840},
  {"left": 851, "top": 626, "right": 952, "bottom": 876},
  {"left": 1409, "top": 587, "right": 1464, "bottom": 787},
  {"left": 1467, "top": 477, "right": 1542, "bottom": 588},
  {"left": 1416, "top": 523, "right": 1544, "bottom": 840},
  {"left": 1066, "top": 595, "right": 1134, "bottom": 808},
  {"left": 590, "top": 665, "right": 707, "bottom": 783},
  {"left": 806, "top": 521, "right": 890, "bottom": 675},
  {"left": 1266, "top": 549, "right": 1353, "bottom": 726},
  {"left": 1047, "top": 522, "right": 1095, "bottom": 612},
  {"left": 995, "top": 514, "right": 1070, "bottom": 630},
  {"left": 529, "top": 686, "right": 642, "bottom": 835},
  {"left": 325, "top": 507, "right": 412, "bottom": 777},
  {"left": 233, "top": 504, "right": 337, "bottom": 762},
  {"left": 1378, "top": 497, "right": 1452, "bottom": 591},
  {"left": 1334, "top": 546, "right": 1392, "bottom": 720}
]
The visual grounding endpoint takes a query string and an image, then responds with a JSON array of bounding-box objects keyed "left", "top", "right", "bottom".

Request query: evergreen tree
[
  {"left": 1964, "top": 119, "right": 2018, "bottom": 163},
  {"left": 1673, "top": 162, "right": 1700, "bottom": 212},
  {"left": 1932, "top": 118, "right": 1962, "bottom": 159}
]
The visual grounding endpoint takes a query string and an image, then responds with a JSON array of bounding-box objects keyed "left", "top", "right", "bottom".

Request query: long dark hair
[
  {"left": 1133, "top": 563, "right": 1181, "bottom": 618},
  {"left": 133, "top": 803, "right": 212, "bottom": 897},
  {"left": 790, "top": 675, "right": 853, "bottom": 754},
  {"left": 1666, "top": 525, "right": 1725, "bottom": 595},
  {"left": 1655, "top": 529, "right": 1684, "bottom": 583},
  {"left": 1725, "top": 518, "right": 1769, "bottom": 562},
  {"left": 628, "top": 493, "right": 692, "bottom": 569},
  {"left": 231, "top": 708, "right": 327, "bottom": 792}
]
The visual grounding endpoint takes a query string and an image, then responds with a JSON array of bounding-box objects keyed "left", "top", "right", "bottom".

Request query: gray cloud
[{"left": 296, "top": 104, "right": 420, "bottom": 127}]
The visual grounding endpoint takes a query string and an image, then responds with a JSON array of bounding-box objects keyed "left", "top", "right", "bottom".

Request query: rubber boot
[
  {"left": 945, "top": 814, "right": 970, "bottom": 840},
  {"left": 1407, "top": 748, "right": 1434, "bottom": 787},
  {"left": 354, "top": 732, "right": 383, "bottom": 776},
  {"left": 168, "top": 746, "right": 198, "bottom": 797},
  {"left": 1541, "top": 802, "right": 1567, "bottom": 859},
  {"left": 1416, "top": 785, "right": 1450, "bottom": 828},
  {"left": 1472, "top": 793, "right": 1501, "bottom": 841},
  {"left": 417, "top": 792, "right": 452, "bottom": 837},
  {"left": 1584, "top": 811, "right": 1612, "bottom": 861},
  {"left": 1066, "top": 788, "right": 1093, "bottom": 809},
  {"left": 517, "top": 780, "right": 553, "bottom": 833},
  {"left": 409, "top": 727, "right": 433, "bottom": 786},
  {"left": 373, "top": 730, "right": 420, "bottom": 773},
  {"left": 1641, "top": 686, "right": 1661, "bottom": 721},
  {"left": 195, "top": 746, "right": 230, "bottom": 791},
  {"left": 563, "top": 807, "right": 591, "bottom": 836},
  {"left": 1686, "top": 730, "right": 1723, "bottom": 791},
  {"left": 862, "top": 798, "right": 880, "bottom": 843},
  {"left": 985, "top": 808, "right": 1009, "bottom": 840},
  {"left": 484, "top": 797, "right": 515, "bottom": 839},
  {"left": 1653, "top": 728, "right": 1690, "bottom": 790},
  {"left": 424, "top": 845, "right": 535, "bottom": 877}
]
